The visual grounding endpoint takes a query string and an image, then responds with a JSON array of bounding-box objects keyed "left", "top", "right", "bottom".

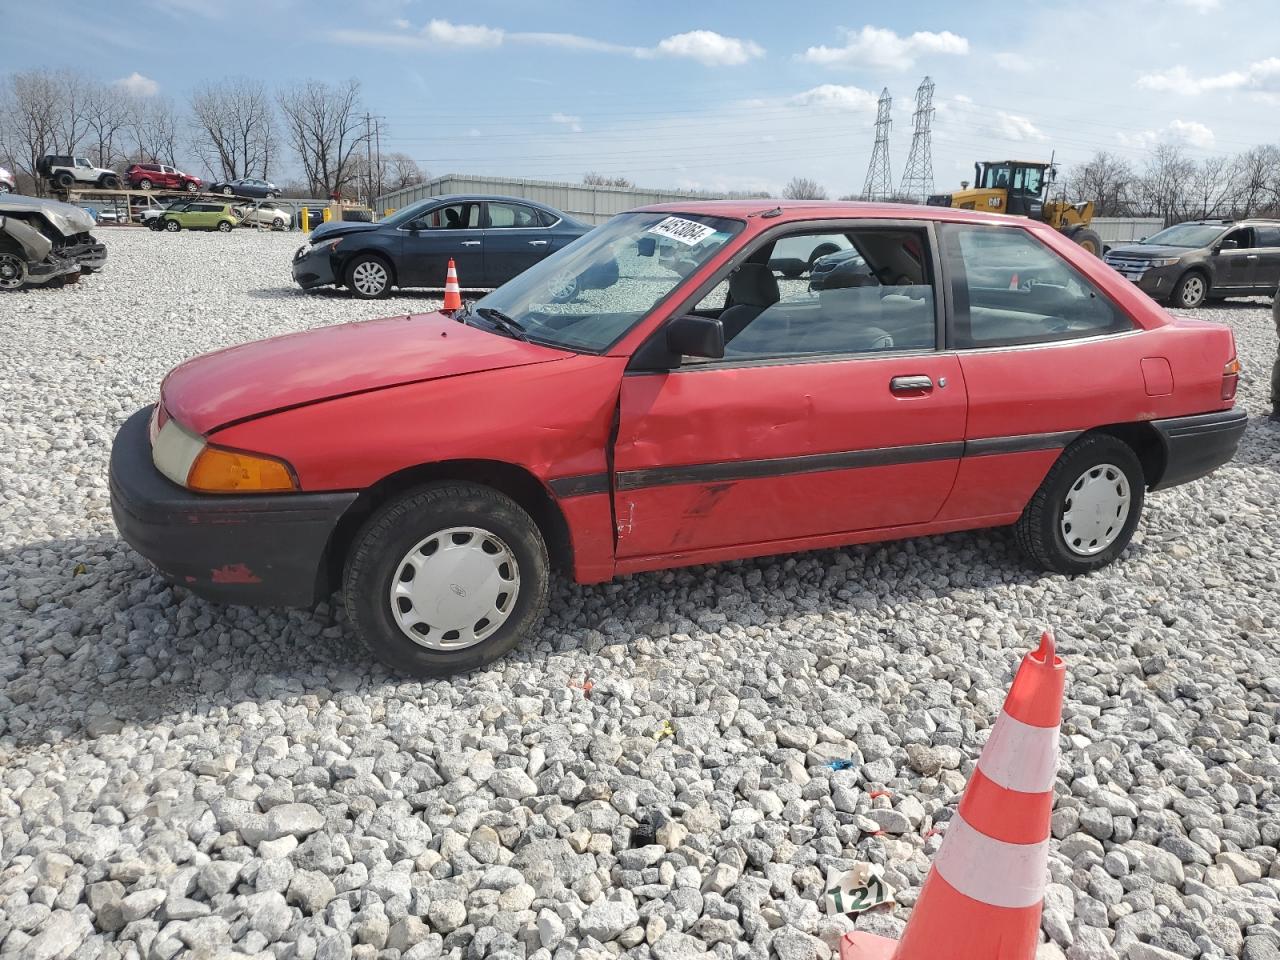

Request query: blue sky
[{"left": 4, "top": 0, "right": 1276, "bottom": 196}]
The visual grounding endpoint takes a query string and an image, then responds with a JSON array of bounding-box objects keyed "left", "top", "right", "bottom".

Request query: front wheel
[
  {"left": 346, "top": 255, "right": 391, "bottom": 299},
  {"left": 1171, "top": 271, "right": 1208, "bottom": 309},
  {"left": 185, "top": 181, "right": 198, "bottom": 192},
  {"left": 164, "top": 219, "right": 180, "bottom": 232},
  {"left": 222, "top": 186, "right": 234, "bottom": 196},
  {"left": 343, "top": 483, "right": 550, "bottom": 676},
  {"left": 265, "top": 192, "right": 276, "bottom": 200},
  {"left": 1068, "top": 227, "right": 1103, "bottom": 257},
  {"left": 1014, "top": 434, "right": 1144, "bottom": 575}
]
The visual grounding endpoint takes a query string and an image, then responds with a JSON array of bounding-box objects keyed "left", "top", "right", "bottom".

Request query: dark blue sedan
[{"left": 292, "top": 195, "right": 591, "bottom": 299}]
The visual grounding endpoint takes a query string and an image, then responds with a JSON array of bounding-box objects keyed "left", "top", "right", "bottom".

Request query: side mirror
[
  {"left": 1217, "top": 239, "right": 1239, "bottom": 252},
  {"left": 667, "top": 315, "right": 725, "bottom": 360},
  {"left": 636, "top": 236, "right": 656, "bottom": 257}
]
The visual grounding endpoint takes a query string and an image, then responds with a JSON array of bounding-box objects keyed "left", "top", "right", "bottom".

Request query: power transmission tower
[
  {"left": 898, "top": 77, "right": 936, "bottom": 202},
  {"left": 861, "top": 88, "right": 893, "bottom": 201}
]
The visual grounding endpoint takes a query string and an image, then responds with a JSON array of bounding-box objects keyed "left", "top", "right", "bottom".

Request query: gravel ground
[{"left": 1, "top": 228, "right": 1278, "bottom": 960}]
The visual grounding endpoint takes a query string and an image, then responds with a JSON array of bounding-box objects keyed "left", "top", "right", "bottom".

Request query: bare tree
[
  {"left": 0, "top": 69, "right": 94, "bottom": 193},
  {"left": 1187, "top": 155, "right": 1240, "bottom": 220},
  {"left": 84, "top": 82, "right": 131, "bottom": 169},
  {"left": 190, "top": 78, "right": 275, "bottom": 181},
  {"left": 782, "top": 176, "right": 827, "bottom": 200},
  {"left": 583, "top": 171, "right": 633, "bottom": 188},
  {"left": 1233, "top": 144, "right": 1280, "bottom": 217},
  {"left": 129, "top": 96, "right": 182, "bottom": 167},
  {"left": 276, "top": 78, "right": 368, "bottom": 197},
  {"left": 1133, "top": 144, "right": 1195, "bottom": 225},
  {"left": 1065, "top": 152, "right": 1134, "bottom": 217},
  {"left": 387, "top": 152, "right": 426, "bottom": 191}
]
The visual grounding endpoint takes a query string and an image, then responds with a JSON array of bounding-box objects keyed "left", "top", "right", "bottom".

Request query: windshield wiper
[{"left": 476, "top": 306, "right": 528, "bottom": 341}]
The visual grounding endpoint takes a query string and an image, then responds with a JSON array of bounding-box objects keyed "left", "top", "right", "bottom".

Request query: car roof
[
  {"left": 427, "top": 194, "right": 563, "bottom": 212},
  {"left": 631, "top": 198, "right": 1044, "bottom": 226}
]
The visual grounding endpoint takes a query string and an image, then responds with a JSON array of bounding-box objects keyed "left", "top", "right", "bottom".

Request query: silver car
[{"left": 235, "top": 202, "right": 292, "bottom": 230}]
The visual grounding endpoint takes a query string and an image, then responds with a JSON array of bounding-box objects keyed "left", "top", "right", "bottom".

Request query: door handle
[
  {"left": 1245, "top": 254, "right": 1258, "bottom": 260},
  {"left": 890, "top": 375, "right": 933, "bottom": 392},
  {"left": 528, "top": 239, "right": 548, "bottom": 246},
  {"left": 459, "top": 240, "right": 481, "bottom": 247}
]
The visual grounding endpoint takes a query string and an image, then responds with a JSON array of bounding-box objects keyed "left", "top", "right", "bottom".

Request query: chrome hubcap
[
  {"left": 1182, "top": 277, "right": 1204, "bottom": 305},
  {"left": 1061, "top": 463, "right": 1131, "bottom": 556},
  {"left": 388, "top": 526, "right": 520, "bottom": 650},
  {"left": 165, "top": 221, "right": 179, "bottom": 231},
  {"left": 352, "top": 261, "right": 387, "bottom": 296}
]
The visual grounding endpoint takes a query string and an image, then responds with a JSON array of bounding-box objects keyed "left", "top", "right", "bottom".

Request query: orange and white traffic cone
[
  {"left": 841, "top": 631, "right": 1064, "bottom": 960},
  {"left": 443, "top": 258, "right": 462, "bottom": 313},
  {"left": 1008, "top": 271, "right": 1020, "bottom": 291}
]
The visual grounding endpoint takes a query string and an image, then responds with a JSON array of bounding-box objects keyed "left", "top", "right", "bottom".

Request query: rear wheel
[
  {"left": 222, "top": 186, "right": 234, "bottom": 196},
  {"left": 54, "top": 172, "right": 74, "bottom": 189},
  {"left": 217, "top": 220, "right": 232, "bottom": 232},
  {"left": 346, "top": 254, "right": 391, "bottom": 299},
  {"left": 343, "top": 483, "right": 550, "bottom": 676},
  {"left": 101, "top": 175, "right": 121, "bottom": 189},
  {"left": 1014, "top": 434, "right": 1144, "bottom": 575},
  {"left": 138, "top": 178, "right": 153, "bottom": 190},
  {"left": 1171, "top": 271, "right": 1208, "bottom": 309},
  {"left": 164, "top": 219, "right": 180, "bottom": 232}
]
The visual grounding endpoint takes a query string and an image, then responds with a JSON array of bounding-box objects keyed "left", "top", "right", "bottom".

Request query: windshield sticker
[{"left": 648, "top": 216, "right": 717, "bottom": 246}]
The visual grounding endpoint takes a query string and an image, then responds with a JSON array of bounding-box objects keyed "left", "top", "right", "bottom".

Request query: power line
[{"left": 898, "top": 77, "right": 935, "bottom": 202}]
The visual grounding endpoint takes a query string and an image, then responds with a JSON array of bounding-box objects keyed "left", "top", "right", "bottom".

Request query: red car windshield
[{"left": 473, "top": 211, "right": 743, "bottom": 353}]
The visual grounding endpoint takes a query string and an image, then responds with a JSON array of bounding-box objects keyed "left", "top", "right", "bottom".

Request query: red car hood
[{"left": 163, "top": 312, "right": 568, "bottom": 435}]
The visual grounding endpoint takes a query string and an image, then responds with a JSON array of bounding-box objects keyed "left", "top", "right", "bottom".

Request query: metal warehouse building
[{"left": 375, "top": 174, "right": 712, "bottom": 225}]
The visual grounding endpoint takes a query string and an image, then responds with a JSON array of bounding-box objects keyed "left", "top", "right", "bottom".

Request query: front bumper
[
  {"left": 109, "top": 406, "right": 357, "bottom": 607},
  {"left": 291, "top": 244, "right": 338, "bottom": 289},
  {"left": 61, "top": 234, "right": 107, "bottom": 273},
  {"left": 1103, "top": 259, "right": 1180, "bottom": 297},
  {"left": 1148, "top": 408, "right": 1247, "bottom": 491}
]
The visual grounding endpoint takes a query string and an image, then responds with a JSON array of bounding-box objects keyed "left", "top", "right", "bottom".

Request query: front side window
[
  {"left": 76, "top": 158, "right": 92, "bottom": 168},
  {"left": 486, "top": 202, "right": 541, "bottom": 228},
  {"left": 696, "top": 227, "right": 937, "bottom": 361},
  {"left": 471, "top": 211, "right": 742, "bottom": 352},
  {"left": 981, "top": 164, "right": 1012, "bottom": 189},
  {"left": 1223, "top": 228, "right": 1253, "bottom": 249},
  {"left": 941, "top": 224, "right": 1132, "bottom": 348},
  {"left": 413, "top": 203, "right": 480, "bottom": 230}
]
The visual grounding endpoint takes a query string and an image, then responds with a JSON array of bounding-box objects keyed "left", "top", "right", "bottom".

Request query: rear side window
[
  {"left": 940, "top": 224, "right": 1132, "bottom": 349},
  {"left": 1253, "top": 225, "right": 1280, "bottom": 247},
  {"left": 486, "top": 202, "right": 541, "bottom": 228}
]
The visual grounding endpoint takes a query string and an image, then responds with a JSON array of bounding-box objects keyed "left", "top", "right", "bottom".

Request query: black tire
[
  {"left": 274, "top": 217, "right": 287, "bottom": 230},
  {"left": 101, "top": 175, "right": 121, "bottom": 189},
  {"left": 185, "top": 181, "right": 198, "bottom": 192},
  {"left": 217, "top": 220, "right": 232, "bottom": 232},
  {"left": 265, "top": 192, "right": 276, "bottom": 200},
  {"left": 343, "top": 483, "right": 550, "bottom": 676},
  {"left": 1067, "top": 227, "right": 1103, "bottom": 257},
  {"left": 222, "top": 186, "right": 234, "bottom": 196},
  {"left": 345, "top": 254, "right": 392, "bottom": 299},
  {"left": 138, "top": 178, "right": 152, "bottom": 190},
  {"left": 1014, "top": 434, "right": 1145, "bottom": 575},
  {"left": 54, "top": 172, "right": 74, "bottom": 189},
  {"left": 164, "top": 219, "right": 180, "bottom": 232},
  {"left": 1170, "top": 270, "right": 1208, "bottom": 309}
]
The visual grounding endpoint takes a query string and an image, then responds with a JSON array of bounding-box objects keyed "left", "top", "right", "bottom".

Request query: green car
[{"left": 155, "top": 201, "right": 239, "bottom": 233}]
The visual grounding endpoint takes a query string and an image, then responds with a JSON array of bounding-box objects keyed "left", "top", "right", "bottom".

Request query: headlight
[
  {"left": 1147, "top": 258, "right": 1181, "bottom": 267},
  {"left": 297, "top": 236, "right": 341, "bottom": 259},
  {"left": 152, "top": 415, "right": 298, "bottom": 493}
]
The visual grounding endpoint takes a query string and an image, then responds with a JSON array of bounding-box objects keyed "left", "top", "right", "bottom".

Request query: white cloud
[
  {"left": 1137, "top": 58, "right": 1280, "bottom": 95},
  {"left": 786, "top": 84, "right": 880, "bottom": 111},
  {"left": 802, "top": 26, "right": 969, "bottom": 71},
  {"left": 651, "top": 30, "right": 764, "bottom": 66},
  {"left": 1179, "top": 0, "right": 1220, "bottom": 10},
  {"left": 992, "top": 111, "right": 1047, "bottom": 142},
  {"left": 328, "top": 21, "right": 763, "bottom": 65},
  {"left": 423, "top": 19, "right": 504, "bottom": 47},
  {"left": 1119, "top": 119, "right": 1216, "bottom": 149},
  {"left": 550, "top": 112, "right": 583, "bottom": 133},
  {"left": 392, "top": 18, "right": 410, "bottom": 29},
  {"left": 114, "top": 72, "right": 159, "bottom": 97},
  {"left": 994, "top": 52, "right": 1033, "bottom": 72}
]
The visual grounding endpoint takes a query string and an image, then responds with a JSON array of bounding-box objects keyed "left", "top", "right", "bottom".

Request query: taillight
[{"left": 1222, "top": 357, "right": 1240, "bottom": 401}]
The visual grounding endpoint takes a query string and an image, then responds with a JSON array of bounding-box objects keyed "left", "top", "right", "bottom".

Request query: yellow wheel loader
[{"left": 927, "top": 160, "right": 1103, "bottom": 256}]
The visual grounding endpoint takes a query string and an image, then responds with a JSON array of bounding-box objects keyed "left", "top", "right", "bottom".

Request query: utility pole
[
  {"left": 862, "top": 88, "right": 893, "bottom": 201},
  {"left": 364, "top": 112, "right": 374, "bottom": 207},
  {"left": 898, "top": 77, "right": 936, "bottom": 203},
  {"left": 374, "top": 118, "right": 383, "bottom": 204}
]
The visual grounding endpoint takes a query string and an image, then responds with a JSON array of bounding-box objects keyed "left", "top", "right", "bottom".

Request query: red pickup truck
[{"left": 110, "top": 201, "right": 1246, "bottom": 676}]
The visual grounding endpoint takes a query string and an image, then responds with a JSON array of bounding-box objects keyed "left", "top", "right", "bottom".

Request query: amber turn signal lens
[
  {"left": 1222, "top": 357, "right": 1241, "bottom": 401},
  {"left": 186, "top": 446, "right": 298, "bottom": 493}
]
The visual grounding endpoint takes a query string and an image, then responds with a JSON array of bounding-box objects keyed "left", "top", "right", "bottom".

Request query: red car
[
  {"left": 110, "top": 201, "right": 1246, "bottom": 676},
  {"left": 126, "top": 162, "right": 202, "bottom": 192}
]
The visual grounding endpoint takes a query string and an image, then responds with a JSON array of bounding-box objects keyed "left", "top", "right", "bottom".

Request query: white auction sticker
[{"left": 648, "top": 216, "right": 716, "bottom": 246}]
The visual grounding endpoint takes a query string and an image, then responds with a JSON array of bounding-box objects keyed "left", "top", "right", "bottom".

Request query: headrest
[{"left": 729, "top": 263, "right": 780, "bottom": 308}]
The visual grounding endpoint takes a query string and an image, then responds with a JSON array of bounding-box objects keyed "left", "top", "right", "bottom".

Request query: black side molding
[{"left": 1148, "top": 408, "right": 1247, "bottom": 491}]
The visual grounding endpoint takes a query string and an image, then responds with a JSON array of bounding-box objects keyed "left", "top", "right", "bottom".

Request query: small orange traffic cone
[
  {"left": 1008, "top": 272, "right": 1020, "bottom": 291},
  {"left": 443, "top": 258, "right": 462, "bottom": 313},
  {"left": 841, "top": 632, "right": 1064, "bottom": 960}
]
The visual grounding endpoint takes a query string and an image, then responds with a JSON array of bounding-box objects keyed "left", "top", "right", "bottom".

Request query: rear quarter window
[{"left": 940, "top": 224, "right": 1133, "bottom": 349}]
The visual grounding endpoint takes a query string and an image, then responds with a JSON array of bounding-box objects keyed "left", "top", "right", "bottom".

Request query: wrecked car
[
  {"left": 111, "top": 201, "right": 1245, "bottom": 677},
  {"left": 0, "top": 194, "right": 107, "bottom": 289}
]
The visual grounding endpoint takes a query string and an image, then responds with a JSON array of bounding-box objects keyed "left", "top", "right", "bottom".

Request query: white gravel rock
[{"left": 1, "top": 233, "right": 1279, "bottom": 959}]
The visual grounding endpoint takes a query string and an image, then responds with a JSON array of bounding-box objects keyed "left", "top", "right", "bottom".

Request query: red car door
[{"left": 611, "top": 223, "right": 966, "bottom": 562}]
